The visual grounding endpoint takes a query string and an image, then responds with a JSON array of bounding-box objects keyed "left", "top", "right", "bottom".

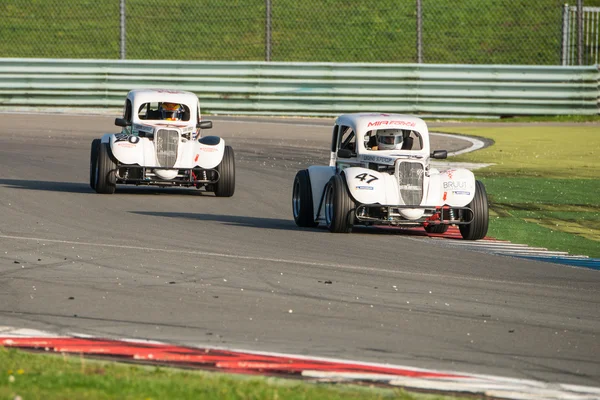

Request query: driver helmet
[
  {"left": 376, "top": 129, "right": 404, "bottom": 150},
  {"left": 160, "top": 102, "right": 183, "bottom": 121}
]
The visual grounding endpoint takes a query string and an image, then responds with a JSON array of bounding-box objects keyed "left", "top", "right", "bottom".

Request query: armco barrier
[{"left": 0, "top": 58, "right": 598, "bottom": 117}]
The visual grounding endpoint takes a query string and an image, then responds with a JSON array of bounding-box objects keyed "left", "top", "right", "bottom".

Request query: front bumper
[
  {"left": 111, "top": 165, "right": 220, "bottom": 186},
  {"left": 354, "top": 204, "right": 473, "bottom": 226}
]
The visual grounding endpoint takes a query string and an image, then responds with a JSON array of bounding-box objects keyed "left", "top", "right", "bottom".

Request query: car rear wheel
[
  {"left": 425, "top": 224, "right": 449, "bottom": 234},
  {"left": 324, "top": 174, "right": 355, "bottom": 233},
  {"left": 89, "top": 138, "right": 100, "bottom": 190},
  {"left": 292, "top": 169, "right": 318, "bottom": 227},
  {"left": 214, "top": 145, "right": 235, "bottom": 197},
  {"left": 95, "top": 142, "right": 117, "bottom": 194},
  {"left": 459, "top": 180, "right": 489, "bottom": 240}
]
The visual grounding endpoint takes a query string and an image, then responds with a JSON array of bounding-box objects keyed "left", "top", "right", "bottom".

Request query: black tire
[
  {"left": 95, "top": 142, "right": 117, "bottom": 194},
  {"left": 89, "top": 138, "right": 100, "bottom": 190},
  {"left": 459, "top": 180, "right": 489, "bottom": 240},
  {"left": 425, "top": 224, "right": 449, "bottom": 234},
  {"left": 324, "top": 174, "right": 355, "bottom": 233},
  {"left": 214, "top": 145, "right": 235, "bottom": 197},
  {"left": 292, "top": 170, "right": 318, "bottom": 227}
]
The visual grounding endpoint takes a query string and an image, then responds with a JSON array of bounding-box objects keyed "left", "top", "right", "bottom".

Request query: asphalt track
[{"left": 0, "top": 114, "right": 598, "bottom": 388}]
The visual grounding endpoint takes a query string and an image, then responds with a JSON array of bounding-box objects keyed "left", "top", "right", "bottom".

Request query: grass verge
[
  {"left": 436, "top": 124, "right": 600, "bottom": 258},
  {"left": 0, "top": 347, "right": 468, "bottom": 400}
]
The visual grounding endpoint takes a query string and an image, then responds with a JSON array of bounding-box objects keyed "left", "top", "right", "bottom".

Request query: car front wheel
[
  {"left": 214, "top": 145, "right": 235, "bottom": 197},
  {"left": 292, "top": 169, "right": 318, "bottom": 227},
  {"left": 95, "top": 142, "right": 117, "bottom": 194},
  {"left": 324, "top": 174, "right": 355, "bottom": 233},
  {"left": 459, "top": 180, "right": 489, "bottom": 240},
  {"left": 89, "top": 138, "right": 100, "bottom": 190},
  {"left": 425, "top": 224, "right": 449, "bottom": 234}
]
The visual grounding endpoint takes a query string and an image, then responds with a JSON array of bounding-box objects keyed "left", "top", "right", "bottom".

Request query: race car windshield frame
[{"left": 138, "top": 102, "right": 191, "bottom": 121}]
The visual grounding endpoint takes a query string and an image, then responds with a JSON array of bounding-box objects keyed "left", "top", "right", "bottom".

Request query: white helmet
[{"left": 376, "top": 129, "right": 404, "bottom": 150}]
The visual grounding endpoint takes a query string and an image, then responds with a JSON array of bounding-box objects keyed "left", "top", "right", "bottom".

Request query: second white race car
[{"left": 90, "top": 89, "right": 235, "bottom": 196}]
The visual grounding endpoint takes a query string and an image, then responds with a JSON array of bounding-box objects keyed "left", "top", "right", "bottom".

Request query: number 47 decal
[{"left": 355, "top": 173, "right": 378, "bottom": 183}]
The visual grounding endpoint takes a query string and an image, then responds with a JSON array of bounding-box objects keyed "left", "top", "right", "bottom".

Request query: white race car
[
  {"left": 292, "top": 113, "right": 489, "bottom": 240},
  {"left": 90, "top": 89, "right": 235, "bottom": 196}
]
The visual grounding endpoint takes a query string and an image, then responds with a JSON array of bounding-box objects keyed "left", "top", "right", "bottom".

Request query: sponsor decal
[
  {"left": 116, "top": 142, "right": 135, "bottom": 148},
  {"left": 115, "top": 133, "right": 140, "bottom": 144},
  {"left": 355, "top": 173, "right": 379, "bottom": 183},
  {"left": 200, "top": 147, "right": 218, "bottom": 152},
  {"left": 355, "top": 186, "right": 374, "bottom": 190},
  {"left": 446, "top": 169, "right": 456, "bottom": 179},
  {"left": 453, "top": 191, "right": 471, "bottom": 195},
  {"left": 367, "top": 120, "right": 416, "bottom": 128},
  {"left": 443, "top": 180, "right": 467, "bottom": 190},
  {"left": 362, "top": 155, "right": 394, "bottom": 164},
  {"left": 114, "top": 133, "right": 131, "bottom": 142},
  {"left": 134, "top": 124, "right": 154, "bottom": 133}
]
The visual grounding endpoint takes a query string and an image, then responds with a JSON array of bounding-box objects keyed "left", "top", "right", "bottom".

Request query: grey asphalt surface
[{"left": 0, "top": 113, "right": 598, "bottom": 387}]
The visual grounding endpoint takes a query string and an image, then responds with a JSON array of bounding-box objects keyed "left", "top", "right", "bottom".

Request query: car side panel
[
  {"left": 307, "top": 166, "right": 336, "bottom": 220},
  {"left": 180, "top": 140, "right": 225, "bottom": 169},
  {"left": 428, "top": 169, "right": 476, "bottom": 207},
  {"left": 343, "top": 166, "right": 400, "bottom": 206},
  {"left": 108, "top": 134, "right": 155, "bottom": 166}
]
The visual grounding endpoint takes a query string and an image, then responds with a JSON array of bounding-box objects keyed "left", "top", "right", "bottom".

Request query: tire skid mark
[{"left": 0, "top": 234, "right": 595, "bottom": 291}]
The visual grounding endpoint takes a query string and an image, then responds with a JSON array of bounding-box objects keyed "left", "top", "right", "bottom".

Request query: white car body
[
  {"left": 90, "top": 89, "right": 235, "bottom": 197},
  {"left": 292, "top": 113, "right": 489, "bottom": 240}
]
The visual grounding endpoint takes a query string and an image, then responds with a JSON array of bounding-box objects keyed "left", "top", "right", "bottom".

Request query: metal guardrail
[{"left": 0, "top": 58, "right": 598, "bottom": 117}]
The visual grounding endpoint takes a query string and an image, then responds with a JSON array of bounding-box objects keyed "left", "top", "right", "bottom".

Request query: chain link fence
[
  {"left": 562, "top": 5, "right": 600, "bottom": 65},
  {"left": 2, "top": 0, "right": 599, "bottom": 64}
]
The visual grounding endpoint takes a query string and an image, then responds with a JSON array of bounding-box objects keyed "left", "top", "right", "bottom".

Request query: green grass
[
  {"left": 479, "top": 176, "right": 600, "bottom": 257},
  {"left": 3, "top": 0, "right": 600, "bottom": 63},
  {"left": 441, "top": 125, "right": 600, "bottom": 178},
  {"left": 492, "top": 115, "right": 600, "bottom": 123},
  {"left": 436, "top": 125, "right": 600, "bottom": 258},
  {"left": 0, "top": 347, "right": 468, "bottom": 400}
]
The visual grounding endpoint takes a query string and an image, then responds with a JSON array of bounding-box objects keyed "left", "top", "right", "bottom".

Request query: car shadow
[
  {"left": 1, "top": 179, "right": 458, "bottom": 239},
  {"left": 130, "top": 211, "right": 459, "bottom": 238},
  {"left": 0, "top": 178, "right": 216, "bottom": 196},
  {"left": 0, "top": 179, "right": 91, "bottom": 194},
  {"left": 130, "top": 211, "right": 321, "bottom": 232}
]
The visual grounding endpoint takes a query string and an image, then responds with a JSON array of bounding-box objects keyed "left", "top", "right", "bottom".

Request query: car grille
[
  {"left": 155, "top": 129, "right": 179, "bottom": 168},
  {"left": 395, "top": 161, "right": 424, "bottom": 205}
]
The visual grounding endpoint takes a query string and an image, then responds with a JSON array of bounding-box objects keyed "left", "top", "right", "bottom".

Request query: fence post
[
  {"left": 561, "top": 4, "right": 569, "bottom": 65},
  {"left": 265, "top": 0, "right": 272, "bottom": 62},
  {"left": 416, "top": 0, "right": 423, "bottom": 63},
  {"left": 120, "top": 0, "right": 126, "bottom": 60},
  {"left": 577, "top": 0, "right": 583, "bottom": 65}
]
